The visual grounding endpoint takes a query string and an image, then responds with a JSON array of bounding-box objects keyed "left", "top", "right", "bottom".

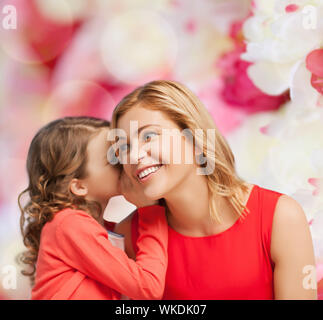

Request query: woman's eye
[
  {"left": 143, "top": 131, "right": 158, "bottom": 142},
  {"left": 119, "top": 143, "right": 129, "bottom": 154},
  {"left": 112, "top": 143, "right": 129, "bottom": 159}
]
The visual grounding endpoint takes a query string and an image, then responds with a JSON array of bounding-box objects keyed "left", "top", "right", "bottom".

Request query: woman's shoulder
[
  {"left": 246, "top": 184, "right": 283, "bottom": 236},
  {"left": 256, "top": 184, "right": 283, "bottom": 198},
  {"left": 255, "top": 185, "right": 305, "bottom": 225},
  {"left": 273, "top": 194, "right": 308, "bottom": 229},
  {"left": 255, "top": 186, "right": 310, "bottom": 253},
  {"left": 270, "top": 193, "right": 313, "bottom": 269},
  {"left": 254, "top": 184, "right": 285, "bottom": 211},
  {"left": 255, "top": 185, "right": 306, "bottom": 232}
]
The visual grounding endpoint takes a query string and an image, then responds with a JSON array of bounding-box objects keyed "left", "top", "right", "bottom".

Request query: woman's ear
[
  {"left": 194, "top": 144, "right": 205, "bottom": 165},
  {"left": 195, "top": 143, "right": 203, "bottom": 156},
  {"left": 69, "top": 178, "right": 88, "bottom": 197}
]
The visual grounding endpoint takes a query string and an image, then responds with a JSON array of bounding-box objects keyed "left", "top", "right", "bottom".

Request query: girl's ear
[{"left": 69, "top": 178, "right": 88, "bottom": 197}]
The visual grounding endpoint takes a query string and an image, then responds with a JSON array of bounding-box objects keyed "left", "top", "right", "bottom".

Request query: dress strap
[{"left": 259, "top": 186, "right": 283, "bottom": 269}]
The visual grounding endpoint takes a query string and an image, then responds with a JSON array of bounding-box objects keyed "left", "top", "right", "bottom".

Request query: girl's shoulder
[
  {"left": 46, "top": 208, "right": 104, "bottom": 241},
  {"left": 40, "top": 208, "right": 101, "bottom": 254},
  {"left": 48, "top": 207, "right": 93, "bottom": 230},
  {"left": 53, "top": 207, "right": 89, "bottom": 220}
]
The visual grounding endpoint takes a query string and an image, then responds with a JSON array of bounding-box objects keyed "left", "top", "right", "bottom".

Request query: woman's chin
[{"left": 143, "top": 187, "right": 165, "bottom": 201}]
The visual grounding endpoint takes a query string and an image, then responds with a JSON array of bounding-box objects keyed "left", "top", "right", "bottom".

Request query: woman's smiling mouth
[{"left": 136, "top": 164, "right": 163, "bottom": 182}]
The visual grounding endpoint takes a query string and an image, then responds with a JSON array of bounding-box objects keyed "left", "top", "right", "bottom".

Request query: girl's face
[
  {"left": 116, "top": 106, "right": 199, "bottom": 200},
  {"left": 83, "top": 128, "right": 121, "bottom": 204}
]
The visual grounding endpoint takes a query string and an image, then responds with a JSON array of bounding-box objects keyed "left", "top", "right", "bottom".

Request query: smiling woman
[
  {"left": 111, "top": 80, "right": 251, "bottom": 224},
  {"left": 106, "top": 80, "right": 317, "bottom": 300}
]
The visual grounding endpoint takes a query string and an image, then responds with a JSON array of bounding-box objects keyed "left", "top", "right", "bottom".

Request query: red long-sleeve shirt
[{"left": 31, "top": 205, "right": 168, "bottom": 300}]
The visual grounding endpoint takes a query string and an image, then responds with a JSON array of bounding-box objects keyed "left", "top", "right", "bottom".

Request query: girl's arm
[
  {"left": 271, "top": 195, "right": 317, "bottom": 299},
  {"left": 55, "top": 205, "right": 168, "bottom": 300},
  {"left": 112, "top": 211, "right": 137, "bottom": 260}
]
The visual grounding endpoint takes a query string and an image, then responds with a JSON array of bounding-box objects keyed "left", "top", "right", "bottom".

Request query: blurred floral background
[{"left": 0, "top": 0, "right": 322, "bottom": 299}]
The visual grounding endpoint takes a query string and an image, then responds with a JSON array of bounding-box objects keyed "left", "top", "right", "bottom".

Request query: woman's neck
[
  {"left": 164, "top": 179, "right": 254, "bottom": 237},
  {"left": 163, "top": 170, "right": 226, "bottom": 236}
]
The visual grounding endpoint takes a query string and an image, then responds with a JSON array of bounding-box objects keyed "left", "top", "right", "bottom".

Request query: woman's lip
[
  {"left": 136, "top": 165, "right": 163, "bottom": 182},
  {"left": 135, "top": 164, "right": 162, "bottom": 178}
]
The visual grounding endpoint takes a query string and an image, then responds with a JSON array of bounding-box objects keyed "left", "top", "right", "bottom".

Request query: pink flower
[
  {"left": 285, "top": 4, "right": 299, "bottom": 13},
  {"left": 217, "top": 46, "right": 289, "bottom": 114},
  {"left": 306, "top": 48, "right": 323, "bottom": 95},
  {"left": 308, "top": 177, "right": 323, "bottom": 196},
  {"left": 215, "top": 18, "right": 290, "bottom": 114},
  {"left": 1, "top": 0, "right": 82, "bottom": 66},
  {"left": 198, "top": 79, "right": 248, "bottom": 135}
]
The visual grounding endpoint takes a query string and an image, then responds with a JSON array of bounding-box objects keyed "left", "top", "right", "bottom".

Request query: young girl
[{"left": 18, "top": 116, "right": 168, "bottom": 300}]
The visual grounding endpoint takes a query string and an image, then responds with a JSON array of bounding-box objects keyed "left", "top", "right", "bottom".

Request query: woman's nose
[
  {"left": 129, "top": 142, "right": 149, "bottom": 164},
  {"left": 138, "top": 149, "right": 147, "bottom": 162}
]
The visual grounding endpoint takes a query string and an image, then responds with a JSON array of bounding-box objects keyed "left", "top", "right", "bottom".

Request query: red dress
[
  {"left": 106, "top": 185, "right": 282, "bottom": 300},
  {"left": 106, "top": 184, "right": 283, "bottom": 300}
]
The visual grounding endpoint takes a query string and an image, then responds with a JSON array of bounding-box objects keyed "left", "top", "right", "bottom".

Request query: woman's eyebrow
[
  {"left": 137, "top": 124, "right": 161, "bottom": 135},
  {"left": 116, "top": 124, "right": 162, "bottom": 142}
]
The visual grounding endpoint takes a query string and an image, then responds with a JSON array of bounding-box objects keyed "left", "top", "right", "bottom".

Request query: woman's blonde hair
[{"left": 111, "top": 80, "right": 250, "bottom": 223}]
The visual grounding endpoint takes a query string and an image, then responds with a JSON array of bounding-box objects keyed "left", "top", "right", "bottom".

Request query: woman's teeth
[{"left": 138, "top": 165, "right": 162, "bottom": 179}]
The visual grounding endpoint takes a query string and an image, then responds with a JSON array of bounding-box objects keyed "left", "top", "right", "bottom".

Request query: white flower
[
  {"left": 241, "top": 0, "right": 323, "bottom": 108},
  {"left": 227, "top": 101, "right": 323, "bottom": 223}
]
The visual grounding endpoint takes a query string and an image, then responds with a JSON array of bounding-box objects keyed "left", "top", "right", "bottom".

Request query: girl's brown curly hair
[{"left": 18, "top": 116, "right": 112, "bottom": 286}]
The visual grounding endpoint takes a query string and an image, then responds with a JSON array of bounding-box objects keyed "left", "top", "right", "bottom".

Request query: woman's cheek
[
  {"left": 150, "top": 140, "right": 166, "bottom": 164},
  {"left": 171, "top": 135, "right": 186, "bottom": 165},
  {"left": 155, "top": 134, "right": 181, "bottom": 165},
  {"left": 122, "top": 164, "right": 132, "bottom": 178}
]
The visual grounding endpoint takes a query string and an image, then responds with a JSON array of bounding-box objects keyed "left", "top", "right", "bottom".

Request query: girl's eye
[{"left": 143, "top": 131, "right": 158, "bottom": 142}]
